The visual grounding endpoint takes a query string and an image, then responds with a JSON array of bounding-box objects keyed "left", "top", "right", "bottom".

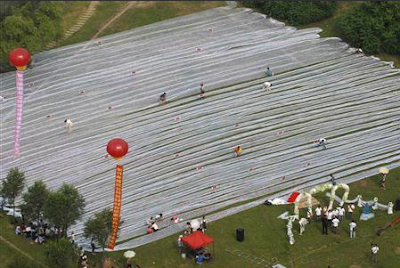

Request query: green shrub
[
  {"left": 337, "top": 1, "right": 400, "bottom": 55},
  {"left": 0, "top": 1, "right": 63, "bottom": 73},
  {"left": 243, "top": 1, "right": 338, "bottom": 26}
]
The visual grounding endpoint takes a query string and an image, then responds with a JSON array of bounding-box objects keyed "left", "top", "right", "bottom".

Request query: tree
[
  {"left": 44, "top": 237, "right": 79, "bottom": 268},
  {"left": 43, "top": 183, "right": 85, "bottom": 237},
  {"left": 84, "top": 208, "right": 113, "bottom": 262},
  {"left": 1, "top": 168, "right": 25, "bottom": 220},
  {"left": 21, "top": 180, "right": 49, "bottom": 223},
  {"left": 337, "top": 1, "right": 400, "bottom": 55},
  {"left": 7, "top": 256, "right": 41, "bottom": 268},
  {"left": 243, "top": 1, "right": 338, "bottom": 26}
]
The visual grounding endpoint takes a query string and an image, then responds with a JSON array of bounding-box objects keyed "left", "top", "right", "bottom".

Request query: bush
[
  {"left": 337, "top": 1, "right": 400, "bottom": 55},
  {"left": 243, "top": 1, "right": 338, "bottom": 26},
  {"left": 0, "top": 1, "right": 63, "bottom": 73},
  {"left": 44, "top": 238, "right": 79, "bottom": 268}
]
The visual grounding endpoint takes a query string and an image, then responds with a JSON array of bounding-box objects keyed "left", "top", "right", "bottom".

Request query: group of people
[
  {"left": 311, "top": 203, "right": 357, "bottom": 237},
  {"left": 146, "top": 213, "right": 163, "bottom": 234},
  {"left": 15, "top": 221, "right": 49, "bottom": 244}
]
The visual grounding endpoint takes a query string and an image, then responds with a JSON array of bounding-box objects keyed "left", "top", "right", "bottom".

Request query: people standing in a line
[
  {"left": 315, "top": 205, "right": 322, "bottom": 222},
  {"left": 159, "top": 92, "right": 167, "bottom": 104},
  {"left": 349, "top": 220, "right": 357, "bottom": 238},
  {"left": 234, "top": 146, "right": 243, "bottom": 157},
  {"left": 321, "top": 214, "right": 328, "bottom": 235},
  {"left": 332, "top": 217, "right": 340, "bottom": 234},
  {"left": 65, "top": 119, "right": 73, "bottom": 134},
  {"left": 371, "top": 243, "right": 379, "bottom": 263},
  {"left": 348, "top": 203, "right": 355, "bottom": 220}
]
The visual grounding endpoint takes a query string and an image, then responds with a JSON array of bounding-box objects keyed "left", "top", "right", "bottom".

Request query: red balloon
[
  {"left": 107, "top": 138, "right": 128, "bottom": 159},
  {"left": 9, "top": 48, "right": 31, "bottom": 68}
]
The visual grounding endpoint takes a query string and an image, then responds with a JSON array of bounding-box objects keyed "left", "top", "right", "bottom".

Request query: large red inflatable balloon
[
  {"left": 9, "top": 48, "right": 31, "bottom": 70},
  {"left": 107, "top": 138, "right": 129, "bottom": 160}
]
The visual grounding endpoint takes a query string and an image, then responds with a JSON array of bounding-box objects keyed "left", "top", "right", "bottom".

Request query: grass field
[
  {"left": 61, "top": 1, "right": 91, "bottom": 32},
  {"left": 2, "top": 167, "right": 398, "bottom": 268},
  {"left": 99, "top": 1, "right": 225, "bottom": 37},
  {"left": 58, "top": 1, "right": 224, "bottom": 47}
]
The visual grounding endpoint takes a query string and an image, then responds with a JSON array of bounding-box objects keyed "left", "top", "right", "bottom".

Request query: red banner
[{"left": 108, "top": 164, "right": 123, "bottom": 249}]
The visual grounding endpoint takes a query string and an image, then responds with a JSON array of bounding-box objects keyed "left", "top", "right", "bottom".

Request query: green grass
[
  {"left": 1, "top": 169, "right": 399, "bottom": 268},
  {"left": 58, "top": 1, "right": 127, "bottom": 47},
  {"left": 100, "top": 1, "right": 225, "bottom": 37},
  {"left": 90, "top": 167, "right": 400, "bottom": 268},
  {"left": 297, "top": 1, "right": 400, "bottom": 69},
  {"left": 0, "top": 215, "right": 47, "bottom": 267},
  {"left": 61, "top": 1, "right": 91, "bottom": 32}
]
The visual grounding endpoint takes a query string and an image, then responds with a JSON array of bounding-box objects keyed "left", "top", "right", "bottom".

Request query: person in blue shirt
[{"left": 265, "top": 67, "right": 273, "bottom": 77}]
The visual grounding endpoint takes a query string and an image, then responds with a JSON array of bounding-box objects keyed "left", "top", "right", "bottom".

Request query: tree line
[
  {"left": 242, "top": 1, "right": 400, "bottom": 56},
  {"left": 1, "top": 167, "right": 116, "bottom": 268}
]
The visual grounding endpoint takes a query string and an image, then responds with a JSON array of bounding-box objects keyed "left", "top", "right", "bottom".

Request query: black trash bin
[{"left": 236, "top": 228, "right": 244, "bottom": 242}]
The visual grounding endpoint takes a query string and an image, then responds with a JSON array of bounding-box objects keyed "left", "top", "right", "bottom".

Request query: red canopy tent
[{"left": 181, "top": 231, "right": 214, "bottom": 249}]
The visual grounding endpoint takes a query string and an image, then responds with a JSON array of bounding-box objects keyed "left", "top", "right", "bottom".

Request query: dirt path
[
  {"left": 0, "top": 235, "right": 47, "bottom": 267},
  {"left": 92, "top": 1, "right": 148, "bottom": 40}
]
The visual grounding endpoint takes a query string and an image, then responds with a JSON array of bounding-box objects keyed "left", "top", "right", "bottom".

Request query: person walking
[
  {"left": 322, "top": 215, "right": 328, "bottom": 235},
  {"left": 64, "top": 119, "right": 73, "bottom": 134},
  {"left": 349, "top": 220, "right": 357, "bottom": 238},
  {"left": 371, "top": 243, "right": 379, "bottom": 263},
  {"left": 234, "top": 146, "right": 243, "bottom": 157},
  {"left": 306, "top": 208, "right": 313, "bottom": 222},
  {"left": 327, "top": 210, "right": 333, "bottom": 226}
]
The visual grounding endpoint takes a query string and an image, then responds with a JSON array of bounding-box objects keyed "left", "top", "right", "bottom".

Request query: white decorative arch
[{"left": 293, "top": 182, "right": 350, "bottom": 217}]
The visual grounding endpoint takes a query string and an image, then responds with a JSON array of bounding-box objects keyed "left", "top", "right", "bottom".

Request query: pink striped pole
[{"left": 14, "top": 70, "right": 24, "bottom": 158}]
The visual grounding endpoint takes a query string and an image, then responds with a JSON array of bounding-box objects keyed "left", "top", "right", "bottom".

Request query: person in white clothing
[
  {"left": 306, "top": 208, "right": 313, "bottom": 222},
  {"left": 315, "top": 138, "right": 327, "bottom": 149},
  {"left": 332, "top": 217, "right": 340, "bottom": 234},
  {"left": 338, "top": 206, "right": 345, "bottom": 222},
  {"left": 371, "top": 243, "right": 379, "bottom": 262},
  {"left": 262, "top": 81, "right": 272, "bottom": 91},
  {"left": 315, "top": 205, "right": 322, "bottom": 221},
  {"left": 349, "top": 220, "right": 357, "bottom": 238},
  {"left": 327, "top": 210, "right": 334, "bottom": 226},
  {"left": 65, "top": 119, "right": 73, "bottom": 134}
]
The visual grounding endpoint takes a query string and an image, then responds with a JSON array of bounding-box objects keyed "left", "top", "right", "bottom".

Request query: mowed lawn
[
  {"left": 95, "top": 168, "right": 400, "bottom": 268},
  {"left": 1, "top": 168, "right": 399, "bottom": 268}
]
